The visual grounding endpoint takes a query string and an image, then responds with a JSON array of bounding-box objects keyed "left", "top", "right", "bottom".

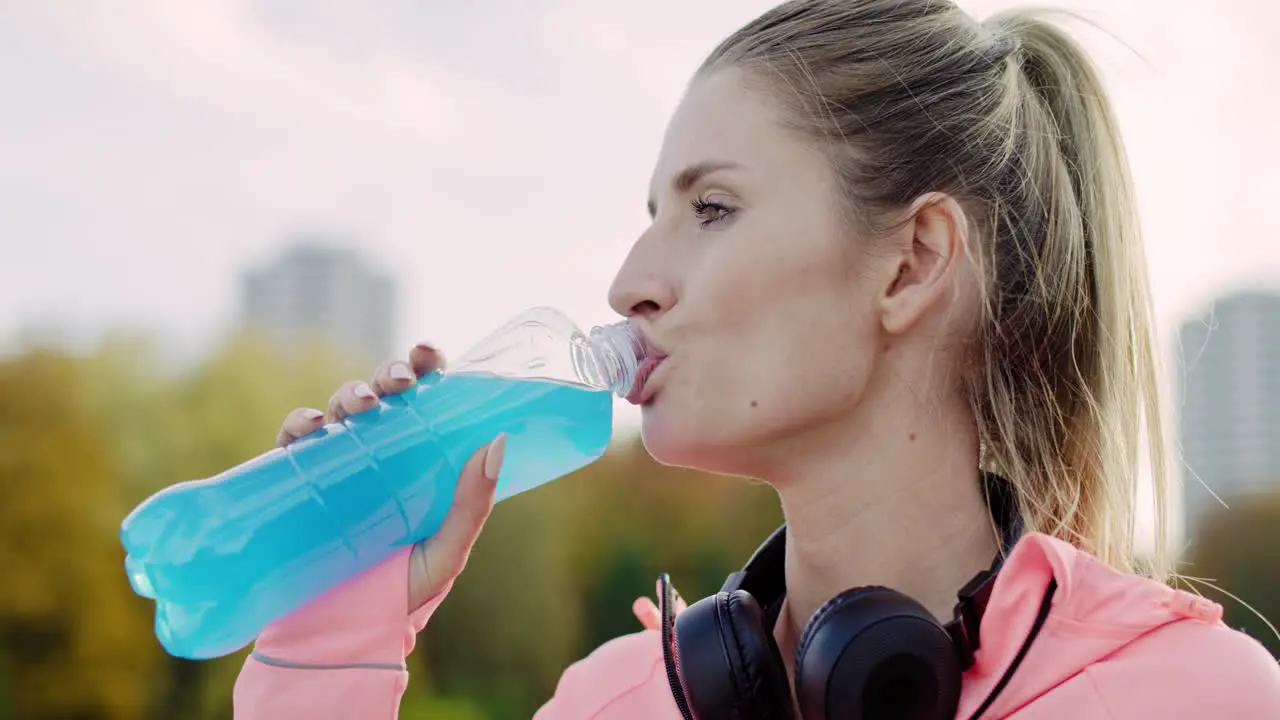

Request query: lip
[
  {"left": 626, "top": 353, "right": 667, "bottom": 405},
  {"left": 625, "top": 328, "right": 668, "bottom": 406}
]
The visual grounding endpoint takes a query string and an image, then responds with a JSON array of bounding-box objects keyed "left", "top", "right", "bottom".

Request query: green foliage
[
  {"left": 420, "top": 440, "right": 781, "bottom": 717},
  {"left": 399, "top": 692, "right": 488, "bottom": 720},
  {"left": 1, "top": 333, "right": 364, "bottom": 719},
  {"left": 0, "top": 333, "right": 783, "bottom": 719},
  {"left": 0, "top": 350, "right": 156, "bottom": 719},
  {"left": 27, "top": 331, "right": 1280, "bottom": 719},
  {"left": 1182, "top": 492, "right": 1280, "bottom": 658}
]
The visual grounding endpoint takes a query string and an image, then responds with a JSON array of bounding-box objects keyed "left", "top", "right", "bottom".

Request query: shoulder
[
  {"left": 535, "top": 630, "right": 681, "bottom": 719},
  {"left": 1085, "top": 615, "right": 1280, "bottom": 715},
  {"left": 998, "top": 535, "right": 1280, "bottom": 716}
]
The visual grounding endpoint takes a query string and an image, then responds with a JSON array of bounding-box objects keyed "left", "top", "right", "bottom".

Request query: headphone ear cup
[
  {"left": 722, "top": 590, "right": 795, "bottom": 719},
  {"left": 673, "top": 590, "right": 795, "bottom": 720},
  {"left": 794, "top": 587, "right": 961, "bottom": 720}
]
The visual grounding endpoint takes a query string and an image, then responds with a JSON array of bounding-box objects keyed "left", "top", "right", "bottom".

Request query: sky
[
  {"left": 1, "top": 1, "right": 1276, "bottom": 549},
  {"left": 2, "top": 2, "right": 1278, "bottom": 448}
]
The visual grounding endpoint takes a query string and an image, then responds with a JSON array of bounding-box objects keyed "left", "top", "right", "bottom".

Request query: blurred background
[{"left": 1, "top": 1, "right": 1278, "bottom": 718}]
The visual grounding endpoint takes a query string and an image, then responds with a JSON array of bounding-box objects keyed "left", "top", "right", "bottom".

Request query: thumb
[{"left": 409, "top": 434, "right": 505, "bottom": 608}]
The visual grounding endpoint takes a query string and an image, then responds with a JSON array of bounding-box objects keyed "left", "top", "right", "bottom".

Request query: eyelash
[{"left": 690, "top": 197, "right": 735, "bottom": 227}]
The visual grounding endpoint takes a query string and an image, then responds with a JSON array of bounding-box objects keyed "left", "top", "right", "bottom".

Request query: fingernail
[
  {"left": 354, "top": 382, "right": 376, "bottom": 400},
  {"left": 301, "top": 408, "right": 324, "bottom": 421},
  {"left": 389, "top": 363, "right": 414, "bottom": 381},
  {"left": 415, "top": 342, "right": 437, "bottom": 353},
  {"left": 483, "top": 434, "right": 506, "bottom": 482}
]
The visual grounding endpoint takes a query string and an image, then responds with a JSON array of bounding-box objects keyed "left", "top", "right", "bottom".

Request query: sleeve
[
  {"left": 232, "top": 547, "right": 451, "bottom": 720},
  {"left": 233, "top": 567, "right": 681, "bottom": 720}
]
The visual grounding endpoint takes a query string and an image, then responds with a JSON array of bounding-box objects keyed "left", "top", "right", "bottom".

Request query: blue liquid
[{"left": 119, "top": 372, "right": 613, "bottom": 659}]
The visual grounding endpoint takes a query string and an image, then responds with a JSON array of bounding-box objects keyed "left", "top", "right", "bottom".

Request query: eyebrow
[{"left": 647, "top": 160, "right": 743, "bottom": 219}]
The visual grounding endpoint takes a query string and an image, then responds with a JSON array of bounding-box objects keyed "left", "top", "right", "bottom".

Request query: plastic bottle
[{"left": 119, "top": 307, "right": 643, "bottom": 659}]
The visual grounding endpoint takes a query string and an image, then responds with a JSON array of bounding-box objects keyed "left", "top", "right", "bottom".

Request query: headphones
[{"left": 659, "top": 473, "right": 1021, "bottom": 720}]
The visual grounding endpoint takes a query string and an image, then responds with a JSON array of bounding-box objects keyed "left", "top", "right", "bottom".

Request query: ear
[{"left": 879, "top": 193, "right": 969, "bottom": 336}]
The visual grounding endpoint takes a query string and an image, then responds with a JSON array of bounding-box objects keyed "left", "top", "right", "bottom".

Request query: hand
[
  {"left": 632, "top": 579, "right": 689, "bottom": 631},
  {"left": 274, "top": 342, "right": 507, "bottom": 611}
]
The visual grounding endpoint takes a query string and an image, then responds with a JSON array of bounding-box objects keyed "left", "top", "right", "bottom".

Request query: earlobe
[{"left": 879, "top": 194, "right": 967, "bottom": 336}]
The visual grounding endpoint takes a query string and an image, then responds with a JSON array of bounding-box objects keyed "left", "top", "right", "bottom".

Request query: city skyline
[
  {"left": 1177, "top": 290, "right": 1280, "bottom": 539},
  {"left": 238, "top": 239, "right": 397, "bottom": 364}
]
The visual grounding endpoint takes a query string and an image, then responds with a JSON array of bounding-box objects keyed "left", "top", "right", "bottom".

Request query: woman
[{"left": 233, "top": 1, "right": 1280, "bottom": 717}]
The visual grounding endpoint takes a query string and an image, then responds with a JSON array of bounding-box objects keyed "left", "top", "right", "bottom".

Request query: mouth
[{"left": 626, "top": 333, "right": 668, "bottom": 405}]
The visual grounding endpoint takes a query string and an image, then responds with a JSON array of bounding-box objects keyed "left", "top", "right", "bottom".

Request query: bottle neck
[{"left": 574, "top": 320, "right": 643, "bottom": 397}]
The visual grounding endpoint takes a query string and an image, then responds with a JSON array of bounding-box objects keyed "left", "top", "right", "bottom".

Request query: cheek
[
  {"left": 736, "top": 322, "right": 876, "bottom": 431},
  {"left": 639, "top": 215, "right": 880, "bottom": 465},
  {"left": 640, "top": 328, "right": 877, "bottom": 471},
  {"left": 731, "top": 246, "right": 879, "bottom": 423}
]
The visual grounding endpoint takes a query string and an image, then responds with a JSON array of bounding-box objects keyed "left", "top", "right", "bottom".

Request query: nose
[{"left": 607, "top": 233, "right": 676, "bottom": 320}]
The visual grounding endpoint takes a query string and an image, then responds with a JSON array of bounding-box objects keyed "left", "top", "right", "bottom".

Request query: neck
[{"left": 763, "top": 384, "right": 1001, "bottom": 670}]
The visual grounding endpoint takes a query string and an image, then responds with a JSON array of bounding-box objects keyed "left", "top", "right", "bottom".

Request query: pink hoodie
[{"left": 233, "top": 532, "right": 1280, "bottom": 718}]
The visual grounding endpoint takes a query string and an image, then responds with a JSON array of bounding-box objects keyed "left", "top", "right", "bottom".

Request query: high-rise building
[
  {"left": 1177, "top": 289, "right": 1280, "bottom": 536},
  {"left": 239, "top": 240, "right": 396, "bottom": 363}
]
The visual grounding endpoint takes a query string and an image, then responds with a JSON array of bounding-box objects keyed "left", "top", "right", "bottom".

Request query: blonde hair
[{"left": 703, "top": 1, "right": 1171, "bottom": 580}]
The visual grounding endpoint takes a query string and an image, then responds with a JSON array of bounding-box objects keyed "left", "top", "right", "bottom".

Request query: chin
[{"left": 639, "top": 403, "right": 756, "bottom": 475}]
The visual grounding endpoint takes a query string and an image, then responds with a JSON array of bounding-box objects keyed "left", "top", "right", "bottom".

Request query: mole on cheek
[
  {"left": 750, "top": 400, "right": 759, "bottom": 408},
  {"left": 909, "top": 433, "right": 917, "bottom": 441}
]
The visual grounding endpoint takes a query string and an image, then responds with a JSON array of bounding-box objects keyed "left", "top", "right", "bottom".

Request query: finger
[
  {"left": 632, "top": 596, "right": 661, "bottom": 630},
  {"left": 420, "top": 434, "right": 505, "bottom": 584},
  {"left": 370, "top": 360, "right": 417, "bottom": 397},
  {"left": 408, "top": 342, "right": 446, "bottom": 378},
  {"left": 327, "top": 380, "right": 379, "bottom": 422},
  {"left": 275, "top": 407, "right": 326, "bottom": 448}
]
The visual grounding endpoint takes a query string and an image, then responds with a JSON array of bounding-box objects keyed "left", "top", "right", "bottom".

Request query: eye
[{"left": 690, "top": 196, "right": 736, "bottom": 227}]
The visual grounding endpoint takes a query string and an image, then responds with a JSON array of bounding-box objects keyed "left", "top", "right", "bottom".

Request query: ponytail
[{"left": 981, "top": 10, "right": 1171, "bottom": 580}]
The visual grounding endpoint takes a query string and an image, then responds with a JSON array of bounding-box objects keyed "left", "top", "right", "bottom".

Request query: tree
[
  {"left": 420, "top": 454, "right": 588, "bottom": 717},
  {"left": 0, "top": 349, "right": 157, "bottom": 719},
  {"left": 123, "top": 332, "right": 367, "bottom": 720},
  {"left": 420, "top": 435, "right": 782, "bottom": 717},
  {"left": 1, "top": 331, "right": 790, "bottom": 718},
  {"left": 1182, "top": 490, "right": 1280, "bottom": 658},
  {"left": 561, "top": 439, "right": 782, "bottom": 652},
  {"left": 73, "top": 331, "right": 367, "bottom": 720}
]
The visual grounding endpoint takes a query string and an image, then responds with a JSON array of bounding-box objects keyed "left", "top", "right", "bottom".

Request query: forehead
[{"left": 649, "top": 67, "right": 802, "bottom": 194}]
